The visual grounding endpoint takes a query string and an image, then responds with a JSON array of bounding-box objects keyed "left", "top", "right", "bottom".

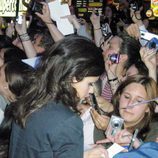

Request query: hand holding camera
[
  {"left": 90, "top": 11, "right": 100, "bottom": 29},
  {"left": 130, "top": 5, "right": 143, "bottom": 23},
  {"left": 34, "top": 2, "right": 52, "bottom": 24},
  {"left": 139, "top": 46, "right": 157, "bottom": 81},
  {"left": 105, "top": 115, "right": 124, "bottom": 137},
  {"left": 15, "top": 15, "right": 27, "bottom": 35}
]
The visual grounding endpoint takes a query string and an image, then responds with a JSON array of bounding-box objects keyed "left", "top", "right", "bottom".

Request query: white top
[
  {"left": 81, "top": 107, "right": 95, "bottom": 151},
  {"left": 0, "top": 108, "right": 4, "bottom": 125}
]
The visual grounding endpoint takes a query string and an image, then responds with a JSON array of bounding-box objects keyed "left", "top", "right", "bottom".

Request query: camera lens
[
  {"left": 109, "top": 54, "right": 119, "bottom": 63},
  {"left": 111, "top": 119, "right": 121, "bottom": 128},
  {"left": 150, "top": 42, "right": 156, "bottom": 49}
]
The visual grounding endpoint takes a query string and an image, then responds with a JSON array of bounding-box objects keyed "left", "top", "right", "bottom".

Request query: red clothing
[{"left": 100, "top": 73, "right": 113, "bottom": 102}]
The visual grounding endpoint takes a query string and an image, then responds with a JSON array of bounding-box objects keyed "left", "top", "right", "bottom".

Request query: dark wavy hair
[
  {"left": 112, "top": 75, "right": 157, "bottom": 140},
  {"left": 4, "top": 61, "right": 35, "bottom": 97},
  {"left": 118, "top": 32, "right": 141, "bottom": 69},
  {"left": 0, "top": 61, "right": 35, "bottom": 158},
  {"left": 13, "top": 35, "right": 105, "bottom": 127}
]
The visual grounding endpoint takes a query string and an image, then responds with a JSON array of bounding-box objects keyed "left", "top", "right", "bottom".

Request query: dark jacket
[{"left": 9, "top": 101, "right": 83, "bottom": 158}]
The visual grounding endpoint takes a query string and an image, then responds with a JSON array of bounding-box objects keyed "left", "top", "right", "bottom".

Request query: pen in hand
[{"left": 128, "top": 129, "right": 139, "bottom": 151}]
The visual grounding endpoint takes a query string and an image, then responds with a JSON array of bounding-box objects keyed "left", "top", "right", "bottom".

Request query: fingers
[
  {"left": 85, "top": 145, "right": 108, "bottom": 158},
  {"left": 35, "top": 12, "right": 42, "bottom": 18},
  {"left": 140, "top": 47, "right": 157, "bottom": 59},
  {"left": 96, "top": 139, "right": 111, "bottom": 144},
  {"left": 113, "top": 129, "right": 132, "bottom": 145},
  {"left": 90, "top": 108, "right": 109, "bottom": 130},
  {"left": 96, "top": 96, "right": 113, "bottom": 113},
  {"left": 90, "top": 108, "right": 103, "bottom": 129},
  {"left": 126, "top": 24, "right": 140, "bottom": 39},
  {"left": 101, "top": 36, "right": 112, "bottom": 52}
]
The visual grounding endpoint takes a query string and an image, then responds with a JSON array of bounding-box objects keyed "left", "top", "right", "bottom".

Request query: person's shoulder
[
  {"left": 28, "top": 101, "right": 80, "bottom": 126},
  {"left": 45, "top": 101, "right": 75, "bottom": 116}
]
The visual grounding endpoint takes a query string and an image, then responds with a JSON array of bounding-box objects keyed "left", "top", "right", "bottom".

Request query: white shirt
[{"left": 81, "top": 107, "right": 95, "bottom": 151}]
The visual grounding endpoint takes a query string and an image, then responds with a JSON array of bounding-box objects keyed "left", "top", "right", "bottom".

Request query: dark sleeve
[{"left": 50, "top": 115, "right": 83, "bottom": 158}]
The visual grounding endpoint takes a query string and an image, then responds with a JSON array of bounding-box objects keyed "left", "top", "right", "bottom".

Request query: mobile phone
[{"left": 89, "top": 93, "right": 104, "bottom": 115}]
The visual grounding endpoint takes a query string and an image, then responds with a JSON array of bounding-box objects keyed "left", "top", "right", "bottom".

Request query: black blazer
[{"left": 9, "top": 101, "right": 83, "bottom": 158}]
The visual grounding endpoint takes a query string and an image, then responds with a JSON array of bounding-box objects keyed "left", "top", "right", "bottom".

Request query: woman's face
[
  {"left": 100, "top": 36, "right": 122, "bottom": 52},
  {"left": 109, "top": 36, "right": 122, "bottom": 52},
  {"left": 119, "top": 83, "right": 149, "bottom": 127},
  {"left": 72, "top": 76, "right": 99, "bottom": 100}
]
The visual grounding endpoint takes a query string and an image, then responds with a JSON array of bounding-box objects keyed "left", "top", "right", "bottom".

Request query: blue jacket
[
  {"left": 114, "top": 142, "right": 158, "bottom": 158},
  {"left": 9, "top": 101, "right": 83, "bottom": 158}
]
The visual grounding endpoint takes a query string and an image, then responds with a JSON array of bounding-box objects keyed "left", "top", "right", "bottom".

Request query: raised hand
[
  {"left": 90, "top": 11, "right": 100, "bottom": 29},
  {"left": 6, "top": 22, "right": 15, "bottom": 37},
  {"left": 35, "top": 2, "right": 52, "bottom": 24},
  {"left": 140, "top": 46, "right": 157, "bottom": 81},
  {"left": 15, "top": 15, "right": 27, "bottom": 35}
]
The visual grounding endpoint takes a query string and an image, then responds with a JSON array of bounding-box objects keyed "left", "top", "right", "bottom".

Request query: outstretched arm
[
  {"left": 140, "top": 47, "right": 157, "bottom": 82},
  {"left": 90, "top": 12, "right": 103, "bottom": 47},
  {"left": 15, "top": 15, "right": 37, "bottom": 58},
  {"left": 35, "top": 2, "right": 64, "bottom": 42}
]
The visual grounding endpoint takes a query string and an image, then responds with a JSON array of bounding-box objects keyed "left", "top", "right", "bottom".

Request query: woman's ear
[
  {"left": 119, "top": 54, "right": 128, "bottom": 63},
  {"left": 72, "top": 77, "right": 78, "bottom": 83}
]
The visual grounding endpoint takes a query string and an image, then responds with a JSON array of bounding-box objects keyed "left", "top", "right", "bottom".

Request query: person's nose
[{"left": 127, "top": 99, "right": 135, "bottom": 108}]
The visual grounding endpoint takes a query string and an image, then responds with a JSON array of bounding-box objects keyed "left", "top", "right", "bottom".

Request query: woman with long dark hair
[{"left": 9, "top": 35, "right": 105, "bottom": 158}]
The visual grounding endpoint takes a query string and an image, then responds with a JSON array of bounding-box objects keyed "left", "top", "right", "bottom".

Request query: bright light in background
[
  {"left": 151, "top": 0, "right": 158, "bottom": 17},
  {"left": 0, "top": 0, "right": 30, "bottom": 17}
]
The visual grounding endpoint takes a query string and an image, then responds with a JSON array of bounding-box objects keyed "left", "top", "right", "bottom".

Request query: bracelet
[
  {"left": 19, "top": 33, "right": 27, "bottom": 36},
  {"left": 108, "top": 77, "right": 118, "bottom": 82},
  {"left": 19, "top": 33, "right": 30, "bottom": 41},
  {"left": 94, "top": 27, "right": 101, "bottom": 31}
]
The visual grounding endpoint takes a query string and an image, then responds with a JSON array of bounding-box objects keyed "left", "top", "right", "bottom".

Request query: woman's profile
[{"left": 9, "top": 35, "right": 105, "bottom": 158}]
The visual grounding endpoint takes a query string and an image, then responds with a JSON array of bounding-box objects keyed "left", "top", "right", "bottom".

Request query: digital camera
[
  {"left": 32, "top": 1, "right": 43, "bottom": 14},
  {"left": 140, "top": 30, "right": 158, "bottom": 51},
  {"left": 146, "top": 37, "right": 158, "bottom": 51},
  {"left": 130, "top": 2, "right": 139, "bottom": 11},
  {"left": 101, "top": 23, "right": 111, "bottom": 37},
  {"left": 105, "top": 115, "right": 124, "bottom": 137},
  {"left": 109, "top": 54, "right": 120, "bottom": 64}
]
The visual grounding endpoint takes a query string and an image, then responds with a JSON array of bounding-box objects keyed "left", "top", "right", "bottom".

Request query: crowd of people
[{"left": 0, "top": 0, "right": 157, "bottom": 158}]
